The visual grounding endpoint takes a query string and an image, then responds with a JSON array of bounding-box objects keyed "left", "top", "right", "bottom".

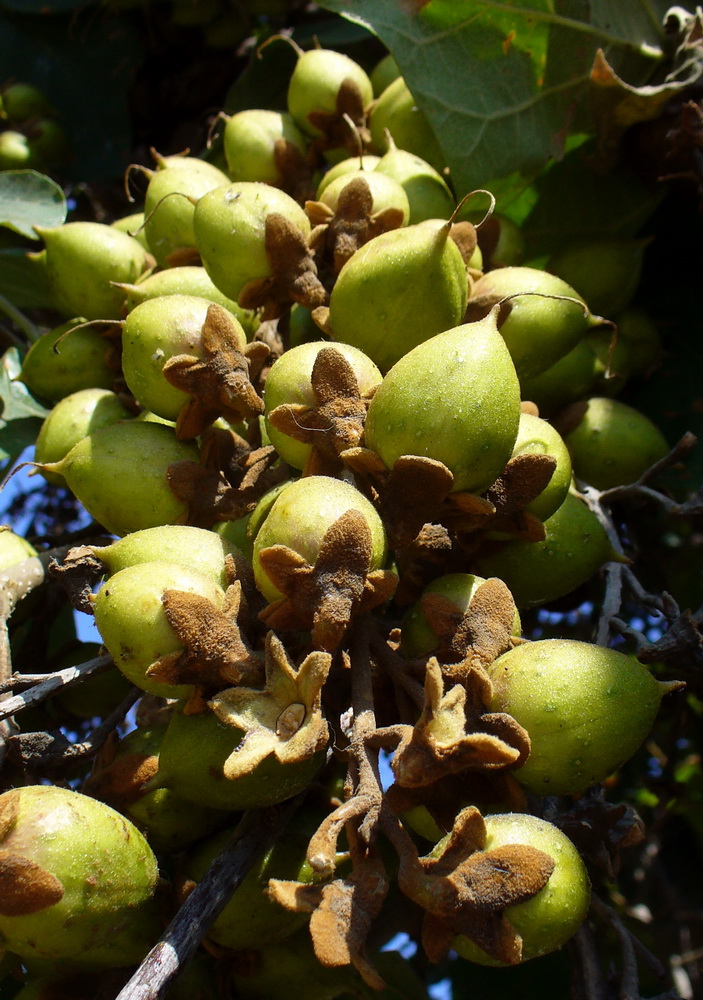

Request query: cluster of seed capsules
[{"left": 0, "top": 40, "right": 683, "bottom": 999}]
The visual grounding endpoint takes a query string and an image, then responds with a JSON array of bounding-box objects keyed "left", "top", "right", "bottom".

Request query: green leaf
[
  {"left": 0, "top": 347, "right": 48, "bottom": 463},
  {"left": 521, "top": 139, "right": 663, "bottom": 258},
  {"left": 0, "top": 170, "right": 66, "bottom": 240},
  {"left": 0, "top": 248, "right": 53, "bottom": 309},
  {"left": 316, "top": 0, "right": 687, "bottom": 195}
]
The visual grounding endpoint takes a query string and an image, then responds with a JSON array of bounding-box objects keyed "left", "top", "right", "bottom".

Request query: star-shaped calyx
[
  {"left": 146, "top": 576, "right": 264, "bottom": 712},
  {"left": 306, "top": 78, "right": 372, "bottom": 158},
  {"left": 266, "top": 346, "right": 376, "bottom": 476},
  {"left": 237, "top": 213, "right": 328, "bottom": 318},
  {"left": 339, "top": 449, "right": 495, "bottom": 550},
  {"left": 166, "top": 431, "right": 288, "bottom": 529},
  {"left": 209, "top": 630, "right": 331, "bottom": 780},
  {"left": 448, "top": 449, "right": 558, "bottom": 541},
  {"left": 388, "top": 658, "right": 530, "bottom": 789},
  {"left": 398, "top": 805, "right": 555, "bottom": 965},
  {"left": 267, "top": 847, "right": 389, "bottom": 990},
  {"left": 418, "top": 576, "right": 522, "bottom": 684},
  {"left": 306, "top": 175, "right": 406, "bottom": 274},
  {"left": 257, "top": 508, "right": 398, "bottom": 652},
  {"left": 162, "top": 303, "right": 269, "bottom": 439}
]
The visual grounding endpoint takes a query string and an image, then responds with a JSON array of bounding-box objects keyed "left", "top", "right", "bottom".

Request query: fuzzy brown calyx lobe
[
  {"left": 258, "top": 508, "right": 397, "bottom": 652},
  {"left": 267, "top": 346, "right": 372, "bottom": 476},
  {"left": 399, "top": 805, "right": 555, "bottom": 965},
  {"left": 0, "top": 851, "right": 64, "bottom": 916},
  {"left": 307, "top": 176, "right": 405, "bottom": 274},
  {"left": 238, "top": 212, "right": 328, "bottom": 317},
  {"left": 163, "top": 303, "right": 267, "bottom": 439}
]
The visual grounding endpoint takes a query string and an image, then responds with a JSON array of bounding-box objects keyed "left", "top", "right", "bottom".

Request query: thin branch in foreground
[
  {"left": 115, "top": 796, "right": 302, "bottom": 1000},
  {"left": 0, "top": 654, "right": 113, "bottom": 722}
]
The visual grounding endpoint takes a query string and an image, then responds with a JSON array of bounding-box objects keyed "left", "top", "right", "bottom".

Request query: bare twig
[
  {"left": 570, "top": 923, "right": 606, "bottom": 1000},
  {"left": 0, "top": 544, "right": 79, "bottom": 766},
  {"left": 115, "top": 797, "right": 301, "bottom": 1000},
  {"left": 0, "top": 654, "right": 113, "bottom": 722}
]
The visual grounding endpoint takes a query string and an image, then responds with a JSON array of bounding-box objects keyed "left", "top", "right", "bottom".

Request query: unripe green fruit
[
  {"left": 35, "top": 222, "right": 150, "bottom": 321},
  {"left": 561, "top": 397, "right": 669, "bottom": 490},
  {"left": 194, "top": 181, "right": 311, "bottom": 302},
  {"left": 369, "top": 76, "right": 444, "bottom": 173},
  {"left": 90, "top": 524, "right": 240, "bottom": 588},
  {"left": 0, "top": 528, "right": 37, "bottom": 570},
  {"left": 143, "top": 160, "right": 229, "bottom": 267},
  {"left": 253, "top": 476, "right": 387, "bottom": 603},
  {"left": 111, "top": 211, "right": 150, "bottom": 250},
  {"left": 0, "top": 785, "right": 159, "bottom": 965},
  {"left": 19, "top": 320, "right": 116, "bottom": 403},
  {"left": 93, "top": 560, "right": 225, "bottom": 698},
  {"left": 486, "top": 639, "right": 680, "bottom": 795},
  {"left": 223, "top": 109, "right": 308, "bottom": 185},
  {"left": 374, "top": 141, "right": 455, "bottom": 224},
  {"left": 475, "top": 491, "right": 615, "bottom": 608},
  {"left": 510, "top": 412, "right": 572, "bottom": 521},
  {"left": 370, "top": 52, "right": 401, "bottom": 97},
  {"left": 34, "top": 389, "right": 132, "bottom": 487},
  {"left": 400, "top": 573, "right": 521, "bottom": 658},
  {"left": 547, "top": 236, "right": 646, "bottom": 317},
  {"left": 316, "top": 155, "right": 381, "bottom": 196},
  {"left": 364, "top": 311, "right": 521, "bottom": 494},
  {"left": 116, "top": 265, "right": 259, "bottom": 336},
  {"left": 0, "top": 82, "right": 53, "bottom": 122},
  {"left": 41, "top": 420, "right": 198, "bottom": 537},
  {"left": 183, "top": 813, "right": 331, "bottom": 949},
  {"left": 286, "top": 48, "right": 373, "bottom": 140},
  {"left": 157, "top": 702, "right": 325, "bottom": 810},
  {"left": 28, "top": 118, "right": 69, "bottom": 169},
  {"left": 318, "top": 169, "right": 410, "bottom": 225},
  {"left": 97, "top": 725, "right": 230, "bottom": 852},
  {"left": 519, "top": 338, "right": 598, "bottom": 417},
  {"left": 0, "top": 130, "right": 35, "bottom": 170},
  {"left": 288, "top": 302, "right": 324, "bottom": 347},
  {"left": 613, "top": 306, "right": 662, "bottom": 377},
  {"left": 452, "top": 813, "right": 590, "bottom": 964},
  {"left": 121, "top": 293, "right": 246, "bottom": 421},
  {"left": 325, "top": 219, "right": 469, "bottom": 372},
  {"left": 470, "top": 266, "right": 597, "bottom": 382},
  {"left": 263, "top": 341, "right": 382, "bottom": 469}
]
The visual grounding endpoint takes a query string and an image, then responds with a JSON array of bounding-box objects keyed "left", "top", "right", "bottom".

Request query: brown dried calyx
[
  {"left": 306, "top": 175, "right": 406, "bottom": 274},
  {"left": 441, "top": 450, "right": 558, "bottom": 543},
  {"left": 340, "top": 450, "right": 465, "bottom": 549},
  {"left": 398, "top": 805, "right": 555, "bottom": 965},
  {"left": 146, "top": 576, "right": 265, "bottom": 713},
  {"left": 237, "top": 213, "right": 328, "bottom": 317},
  {"left": 268, "top": 837, "right": 389, "bottom": 990},
  {"left": 166, "top": 429, "right": 288, "bottom": 529},
  {"left": 257, "top": 508, "right": 398, "bottom": 652},
  {"left": 387, "top": 658, "right": 530, "bottom": 789},
  {"left": 0, "top": 791, "right": 64, "bottom": 917},
  {"left": 307, "top": 77, "right": 372, "bottom": 158},
  {"left": 210, "top": 630, "right": 331, "bottom": 781},
  {"left": 163, "top": 303, "right": 269, "bottom": 440},
  {"left": 267, "top": 346, "right": 376, "bottom": 477},
  {"left": 418, "top": 576, "right": 522, "bottom": 683}
]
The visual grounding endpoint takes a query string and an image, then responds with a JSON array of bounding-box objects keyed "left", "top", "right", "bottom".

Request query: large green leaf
[
  {"left": 0, "top": 170, "right": 66, "bottom": 240},
  {"left": 317, "top": 0, "right": 692, "bottom": 195},
  {"left": 0, "top": 346, "right": 48, "bottom": 466},
  {"left": 0, "top": 249, "right": 53, "bottom": 309}
]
